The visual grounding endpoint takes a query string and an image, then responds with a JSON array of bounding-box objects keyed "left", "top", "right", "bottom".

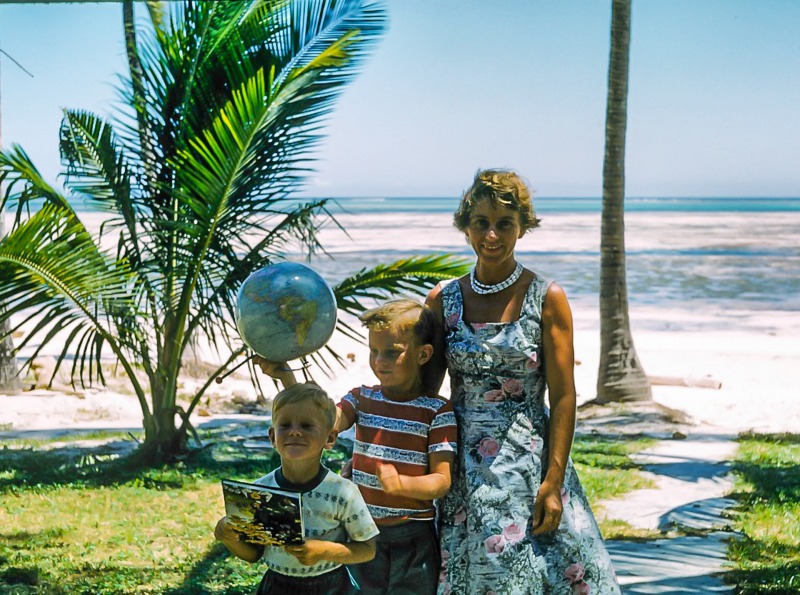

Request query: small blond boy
[{"left": 215, "top": 383, "right": 379, "bottom": 595}]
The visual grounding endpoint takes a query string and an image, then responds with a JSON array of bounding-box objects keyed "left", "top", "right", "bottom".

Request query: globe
[{"left": 235, "top": 262, "right": 337, "bottom": 362}]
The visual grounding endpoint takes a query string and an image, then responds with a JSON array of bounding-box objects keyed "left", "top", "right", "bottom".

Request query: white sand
[{"left": 2, "top": 303, "right": 798, "bottom": 437}]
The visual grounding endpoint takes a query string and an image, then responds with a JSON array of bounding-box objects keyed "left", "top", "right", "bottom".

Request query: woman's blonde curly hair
[{"left": 453, "top": 169, "right": 541, "bottom": 233}]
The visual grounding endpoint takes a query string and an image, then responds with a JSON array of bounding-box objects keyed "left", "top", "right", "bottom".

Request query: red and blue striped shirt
[{"left": 338, "top": 385, "right": 458, "bottom": 523}]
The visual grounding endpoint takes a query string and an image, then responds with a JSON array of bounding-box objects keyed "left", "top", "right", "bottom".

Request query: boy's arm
[
  {"left": 376, "top": 451, "right": 454, "bottom": 500},
  {"left": 335, "top": 389, "right": 360, "bottom": 433},
  {"left": 284, "top": 536, "right": 376, "bottom": 566},
  {"left": 253, "top": 355, "right": 297, "bottom": 388},
  {"left": 215, "top": 516, "right": 265, "bottom": 563},
  {"left": 334, "top": 405, "right": 353, "bottom": 433}
]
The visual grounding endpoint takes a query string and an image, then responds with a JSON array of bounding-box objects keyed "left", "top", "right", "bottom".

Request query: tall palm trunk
[
  {"left": 0, "top": 57, "right": 21, "bottom": 394},
  {"left": 0, "top": 325, "right": 17, "bottom": 394},
  {"left": 596, "top": 0, "right": 651, "bottom": 403},
  {"left": 0, "top": 216, "right": 21, "bottom": 394}
]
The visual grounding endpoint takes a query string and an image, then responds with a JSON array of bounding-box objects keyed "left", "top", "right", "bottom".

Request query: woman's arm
[
  {"left": 423, "top": 284, "right": 448, "bottom": 393},
  {"left": 533, "top": 282, "right": 576, "bottom": 535},
  {"left": 375, "top": 451, "right": 454, "bottom": 500}
]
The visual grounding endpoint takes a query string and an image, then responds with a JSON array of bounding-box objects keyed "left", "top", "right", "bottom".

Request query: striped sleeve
[
  {"left": 337, "top": 386, "right": 360, "bottom": 428},
  {"left": 429, "top": 398, "right": 458, "bottom": 455}
]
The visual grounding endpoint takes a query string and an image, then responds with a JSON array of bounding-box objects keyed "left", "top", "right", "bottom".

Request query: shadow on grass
[
  {"left": 725, "top": 432, "right": 800, "bottom": 594},
  {"left": 725, "top": 559, "right": 800, "bottom": 595},
  {"left": 571, "top": 434, "right": 654, "bottom": 470},
  {"left": 162, "top": 543, "right": 259, "bottom": 595},
  {"left": 0, "top": 440, "right": 279, "bottom": 493},
  {"left": 0, "top": 421, "right": 351, "bottom": 493},
  {"left": 729, "top": 432, "right": 800, "bottom": 513},
  {"left": 0, "top": 537, "right": 260, "bottom": 595}
]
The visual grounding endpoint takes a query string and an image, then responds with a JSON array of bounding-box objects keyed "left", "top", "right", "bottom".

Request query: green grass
[
  {"left": 0, "top": 428, "right": 653, "bottom": 594},
  {"left": 571, "top": 434, "right": 659, "bottom": 539},
  {"left": 726, "top": 432, "right": 800, "bottom": 593},
  {"left": 0, "top": 423, "right": 350, "bottom": 595}
]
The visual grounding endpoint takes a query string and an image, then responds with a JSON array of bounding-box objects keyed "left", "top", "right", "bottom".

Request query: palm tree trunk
[
  {"left": 142, "top": 380, "right": 183, "bottom": 463},
  {"left": 0, "top": 312, "right": 21, "bottom": 394},
  {"left": 0, "top": 165, "right": 20, "bottom": 394},
  {"left": 596, "top": 0, "right": 651, "bottom": 403},
  {"left": 0, "top": 50, "right": 21, "bottom": 395}
]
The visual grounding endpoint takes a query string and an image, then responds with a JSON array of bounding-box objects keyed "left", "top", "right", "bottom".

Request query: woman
[{"left": 426, "top": 169, "right": 620, "bottom": 594}]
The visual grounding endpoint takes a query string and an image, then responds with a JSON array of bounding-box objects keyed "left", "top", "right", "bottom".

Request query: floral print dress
[{"left": 437, "top": 276, "right": 620, "bottom": 595}]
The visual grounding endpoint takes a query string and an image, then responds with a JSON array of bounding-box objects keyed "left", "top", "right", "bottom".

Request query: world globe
[{"left": 235, "top": 262, "right": 338, "bottom": 362}]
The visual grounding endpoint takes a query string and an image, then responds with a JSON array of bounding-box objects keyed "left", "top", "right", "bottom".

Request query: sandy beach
[{"left": 2, "top": 301, "right": 797, "bottom": 438}]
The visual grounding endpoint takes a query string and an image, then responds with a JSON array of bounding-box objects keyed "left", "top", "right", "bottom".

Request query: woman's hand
[{"left": 532, "top": 479, "right": 563, "bottom": 535}]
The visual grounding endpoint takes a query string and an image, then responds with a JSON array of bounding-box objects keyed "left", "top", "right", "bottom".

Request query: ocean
[
  {"left": 292, "top": 197, "right": 800, "bottom": 323},
  {"left": 48, "top": 195, "right": 800, "bottom": 331}
]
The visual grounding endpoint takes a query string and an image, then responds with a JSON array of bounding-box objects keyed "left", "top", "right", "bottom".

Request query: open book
[{"left": 221, "top": 479, "right": 304, "bottom": 545}]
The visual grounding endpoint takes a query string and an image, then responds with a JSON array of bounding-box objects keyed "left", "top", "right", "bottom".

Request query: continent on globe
[
  {"left": 235, "top": 262, "right": 337, "bottom": 362},
  {"left": 276, "top": 296, "right": 317, "bottom": 347}
]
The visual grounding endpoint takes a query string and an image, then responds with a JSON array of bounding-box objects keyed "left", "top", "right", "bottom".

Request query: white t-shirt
[{"left": 256, "top": 466, "right": 379, "bottom": 577}]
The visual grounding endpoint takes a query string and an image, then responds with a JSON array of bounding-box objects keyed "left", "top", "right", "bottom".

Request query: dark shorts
[
  {"left": 348, "top": 520, "right": 440, "bottom": 595},
  {"left": 256, "top": 565, "right": 354, "bottom": 595}
]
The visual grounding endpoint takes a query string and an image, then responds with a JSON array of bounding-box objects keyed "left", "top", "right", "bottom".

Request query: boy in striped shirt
[{"left": 260, "top": 299, "right": 457, "bottom": 594}]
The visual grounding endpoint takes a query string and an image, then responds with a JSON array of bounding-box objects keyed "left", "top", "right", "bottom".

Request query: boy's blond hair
[
  {"left": 358, "top": 299, "right": 437, "bottom": 346},
  {"left": 272, "top": 382, "right": 337, "bottom": 430}
]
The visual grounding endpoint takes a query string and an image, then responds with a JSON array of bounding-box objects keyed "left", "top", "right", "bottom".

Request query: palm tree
[
  {"left": 0, "top": 0, "right": 469, "bottom": 462},
  {"left": 596, "top": 0, "right": 652, "bottom": 403}
]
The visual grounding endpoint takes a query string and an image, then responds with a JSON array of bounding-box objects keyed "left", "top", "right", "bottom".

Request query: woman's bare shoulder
[
  {"left": 542, "top": 281, "right": 572, "bottom": 327},
  {"left": 426, "top": 277, "right": 465, "bottom": 309}
]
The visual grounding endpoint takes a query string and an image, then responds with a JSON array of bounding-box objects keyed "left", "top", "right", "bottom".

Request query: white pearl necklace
[{"left": 470, "top": 262, "right": 523, "bottom": 295}]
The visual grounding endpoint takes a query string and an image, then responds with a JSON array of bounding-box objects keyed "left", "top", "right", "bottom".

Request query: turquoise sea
[
  {"left": 294, "top": 196, "right": 800, "bottom": 317},
  {"left": 56, "top": 195, "right": 800, "bottom": 319},
  {"left": 317, "top": 196, "right": 800, "bottom": 215}
]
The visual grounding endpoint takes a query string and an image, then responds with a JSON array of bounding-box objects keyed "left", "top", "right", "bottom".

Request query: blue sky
[{"left": 1, "top": 0, "right": 799, "bottom": 198}]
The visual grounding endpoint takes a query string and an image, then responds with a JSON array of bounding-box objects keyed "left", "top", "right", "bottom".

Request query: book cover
[{"left": 221, "top": 479, "right": 304, "bottom": 545}]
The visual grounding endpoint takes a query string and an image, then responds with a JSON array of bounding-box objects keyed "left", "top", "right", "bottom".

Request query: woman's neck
[{"left": 474, "top": 259, "right": 517, "bottom": 285}]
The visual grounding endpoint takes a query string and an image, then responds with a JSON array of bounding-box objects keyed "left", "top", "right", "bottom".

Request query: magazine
[{"left": 221, "top": 479, "right": 304, "bottom": 545}]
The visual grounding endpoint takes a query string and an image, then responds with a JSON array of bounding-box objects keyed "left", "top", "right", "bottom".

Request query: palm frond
[
  {"left": 0, "top": 145, "right": 75, "bottom": 222},
  {"left": 0, "top": 204, "right": 139, "bottom": 386},
  {"left": 60, "top": 110, "right": 135, "bottom": 212},
  {"left": 333, "top": 254, "right": 472, "bottom": 316},
  {"left": 276, "top": 0, "right": 385, "bottom": 86}
]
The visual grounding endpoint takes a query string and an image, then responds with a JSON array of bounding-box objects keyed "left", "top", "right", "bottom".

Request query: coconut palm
[
  {"left": 596, "top": 0, "right": 652, "bottom": 403},
  {"left": 0, "top": 0, "right": 469, "bottom": 462}
]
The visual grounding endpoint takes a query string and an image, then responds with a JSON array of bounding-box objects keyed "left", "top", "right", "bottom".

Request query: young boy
[
  {"left": 215, "top": 383, "right": 379, "bottom": 595},
  {"left": 261, "top": 299, "right": 458, "bottom": 594}
]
